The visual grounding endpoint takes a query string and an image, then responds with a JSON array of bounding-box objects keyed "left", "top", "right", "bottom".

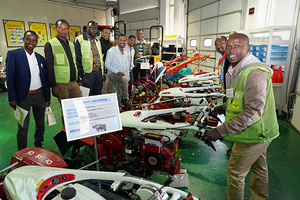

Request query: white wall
[
  {"left": 0, "top": 0, "right": 106, "bottom": 61},
  {"left": 119, "top": 0, "right": 158, "bottom": 14},
  {"left": 245, "top": 0, "right": 297, "bottom": 30},
  {"left": 119, "top": 0, "right": 159, "bottom": 41}
]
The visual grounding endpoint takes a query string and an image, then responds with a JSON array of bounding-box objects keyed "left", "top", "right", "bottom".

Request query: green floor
[{"left": 1, "top": 90, "right": 300, "bottom": 200}]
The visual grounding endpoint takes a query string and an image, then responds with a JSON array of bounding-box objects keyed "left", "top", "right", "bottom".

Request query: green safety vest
[
  {"left": 76, "top": 35, "right": 104, "bottom": 73},
  {"left": 48, "top": 38, "right": 78, "bottom": 83},
  {"left": 224, "top": 66, "right": 279, "bottom": 143}
]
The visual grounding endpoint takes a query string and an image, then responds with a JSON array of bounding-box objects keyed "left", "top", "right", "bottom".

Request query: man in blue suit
[{"left": 6, "top": 30, "right": 51, "bottom": 151}]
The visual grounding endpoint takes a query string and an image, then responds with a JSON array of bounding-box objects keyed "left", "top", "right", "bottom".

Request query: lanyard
[{"left": 218, "top": 53, "right": 226, "bottom": 66}]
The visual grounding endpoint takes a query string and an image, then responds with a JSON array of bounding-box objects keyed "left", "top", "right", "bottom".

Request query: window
[
  {"left": 190, "top": 39, "right": 197, "bottom": 47},
  {"left": 203, "top": 38, "right": 212, "bottom": 47}
]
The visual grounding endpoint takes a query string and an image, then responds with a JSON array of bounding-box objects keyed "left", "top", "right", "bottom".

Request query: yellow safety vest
[
  {"left": 48, "top": 37, "right": 78, "bottom": 83},
  {"left": 76, "top": 35, "right": 104, "bottom": 73},
  {"left": 224, "top": 66, "right": 279, "bottom": 143}
]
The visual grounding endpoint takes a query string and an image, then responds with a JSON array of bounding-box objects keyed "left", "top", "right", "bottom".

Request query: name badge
[{"left": 226, "top": 88, "right": 234, "bottom": 98}]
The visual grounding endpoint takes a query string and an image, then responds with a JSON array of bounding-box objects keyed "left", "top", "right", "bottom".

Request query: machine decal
[{"left": 133, "top": 111, "right": 142, "bottom": 117}]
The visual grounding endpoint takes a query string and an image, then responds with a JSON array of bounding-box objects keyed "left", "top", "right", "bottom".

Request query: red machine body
[
  {"left": 79, "top": 128, "right": 182, "bottom": 177},
  {"left": 9, "top": 147, "right": 67, "bottom": 171},
  {"left": 140, "top": 133, "right": 181, "bottom": 175},
  {"left": 0, "top": 147, "right": 67, "bottom": 200}
]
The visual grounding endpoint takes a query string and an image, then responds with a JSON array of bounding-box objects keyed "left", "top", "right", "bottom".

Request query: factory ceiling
[{"left": 47, "top": 0, "right": 109, "bottom": 10}]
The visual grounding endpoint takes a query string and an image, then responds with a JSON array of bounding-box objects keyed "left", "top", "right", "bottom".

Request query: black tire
[{"left": 157, "top": 78, "right": 172, "bottom": 89}]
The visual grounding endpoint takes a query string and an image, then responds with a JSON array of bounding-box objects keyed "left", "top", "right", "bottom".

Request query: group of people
[
  {"left": 6, "top": 19, "right": 152, "bottom": 152},
  {"left": 6, "top": 18, "right": 279, "bottom": 199}
]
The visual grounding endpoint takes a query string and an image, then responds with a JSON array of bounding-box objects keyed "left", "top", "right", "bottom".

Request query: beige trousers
[
  {"left": 56, "top": 81, "right": 83, "bottom": 125},
  {"left": 225, "top": 141, "right": 271, "bottom": 200},
  {"left": 102, "top": 75, "right": 114, "bottom": 94}
]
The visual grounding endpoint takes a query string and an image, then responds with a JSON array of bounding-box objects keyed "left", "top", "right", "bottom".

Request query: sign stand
[{"left": 61, "top": 93, "right": 122, "bottom": 189}]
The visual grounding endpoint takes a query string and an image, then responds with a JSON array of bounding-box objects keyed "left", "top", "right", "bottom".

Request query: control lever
[
  {"left": 147, "top": 176, "right": 174, "bottom": 200},
  {"left": 78, "top": 156, "right": 107, "bottom": 170},
  {"left": 194, "top": 129, "right": 216, "bottom": 151}
]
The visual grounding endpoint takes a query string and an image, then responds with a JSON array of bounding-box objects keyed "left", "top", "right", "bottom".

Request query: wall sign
[
  {"left": 69, "top": 25, "right": 81, "bottom": 41},
  {"left": 49, "top": 23, "right": 57, "bottom": 39},
  {"left": 3, "top": 20, "right": 25, "bottom": 47},
  {"left": 28, "top": 22, "right": 48, "bottom": 46}
]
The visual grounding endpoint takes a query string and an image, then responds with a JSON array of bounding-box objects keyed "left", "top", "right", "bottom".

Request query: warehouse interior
[{"left": 0, "top": 0, "right": 300, "bottom": 199}]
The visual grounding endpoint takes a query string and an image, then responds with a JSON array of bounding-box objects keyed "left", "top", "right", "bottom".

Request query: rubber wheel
[{"left": 157, "top": 78, "right": 172, "bottom": 90}]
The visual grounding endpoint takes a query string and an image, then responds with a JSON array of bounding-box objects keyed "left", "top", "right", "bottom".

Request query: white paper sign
[
  {"left": 80, "top": 86, "right": 90, "bottom": 97},
  {"left": 61, "top": 93, "right": 122, "bottom": 141},
  {"left": 141, "top": 62, "right": 150, "bottom": 69}
]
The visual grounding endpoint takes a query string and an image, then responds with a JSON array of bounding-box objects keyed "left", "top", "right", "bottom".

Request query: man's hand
[
  {"left": 9, "top": 101, "right": 17, "bottom": 110},
  {"left": 82, "top": 77, "right": 89, "bottom": 85},
  {"left": 117, "top": 72, "right": 126, "bottom": 77},
  {"left": 214, "top": 105, "right": 225, "bottom": 115},
  {"left": 46, "top": 101, "right": 51, "bottom": 107},
  {"left": 135, "top": 53, "right": 142, "bottom": 58},
  {"left": 52, "top": 87, "right": 60, "bottom": 98},
  {"left": 103, "top": 74, "right": 106, "bottom": 82},
  {"left": 204, "top": 128, "right": 223, "bottom": 143}
]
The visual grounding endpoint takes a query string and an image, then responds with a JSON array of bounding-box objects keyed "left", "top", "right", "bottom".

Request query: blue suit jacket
[{"left": 6, "top": 48, "right": 51, "bottom": 102}]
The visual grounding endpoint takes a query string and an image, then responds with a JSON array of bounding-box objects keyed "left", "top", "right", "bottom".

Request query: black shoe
[{"left": 122, "top": 99, "right": 129, "bottom": 106}]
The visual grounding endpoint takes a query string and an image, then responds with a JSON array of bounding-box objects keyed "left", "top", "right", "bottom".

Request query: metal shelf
[{"left": 240, "top": 26, "right": 295, "bottom": 114}]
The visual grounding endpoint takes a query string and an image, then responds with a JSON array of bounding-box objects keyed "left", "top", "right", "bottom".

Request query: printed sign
[
  {"left": 61, "top": 93, "right": 122, "bottom": 141},
  {"left": 3, "top": 20, "right": 25, "bottom": 47},
  {"left": 29, "top": 22, "right": 48, "bottom": 46},
  {"left": 69, "top": 25, "right": 81, "bottom": 41},
  {"left": 49, "top": 23, "right": 57, "bottom": 39}
]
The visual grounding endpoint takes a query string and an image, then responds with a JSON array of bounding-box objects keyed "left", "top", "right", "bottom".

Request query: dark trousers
[
  {"left": 17, "top": 90, "right": 46, "bottom": 151},
  {"left": 129, "top": 70, "right": 133, "bottom": 97},
  {"left": 83, "top": 70, "right": 103, "bottom": 96},
  {"left": 133, "top": 63, "right": 147, "bottom": 82}
]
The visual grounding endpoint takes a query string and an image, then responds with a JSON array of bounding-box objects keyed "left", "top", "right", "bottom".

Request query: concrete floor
[{"left": 1, "top": 90, "right": 300, "bottom": 199}]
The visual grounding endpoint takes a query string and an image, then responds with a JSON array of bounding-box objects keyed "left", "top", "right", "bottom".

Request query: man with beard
[
  {"left": 100, "top": 28, "right": 113, "bottom": 94},
  {"left": 133, "top": 29, "right": 151, "bottom": 82},
  {"left": 74, "top": 21, "right": 104, "bottom": 96},
  {"left": 105, "top": 34, "right": 129, "bottom": 108},
  {"left": 124, "top": 35, "right": 136, "bottom": 96},
  {"left": 204, "top": 33, "right": 279, "bottom": 200},
  {"left": 45, "top": 19, "right": 82, "bottom": 125},
  {"left": 6, "top": 30, "right": 50, "bottom": 150},
  {"left": 215, "top": 36, "right": 230, "bottom": 91}
]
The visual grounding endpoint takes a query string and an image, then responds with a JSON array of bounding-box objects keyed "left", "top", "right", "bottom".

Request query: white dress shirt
[
  {"left": 25, "top": 48, "right": 42, "bottom": 90},
  {"left": 124, "top": 43, "right": 135, "bottom": 72}
]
